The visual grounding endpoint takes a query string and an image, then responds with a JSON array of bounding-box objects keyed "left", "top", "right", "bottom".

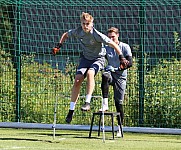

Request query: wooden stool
[{"left": 89, "top": 112, "right": 123, "bottom": 139}]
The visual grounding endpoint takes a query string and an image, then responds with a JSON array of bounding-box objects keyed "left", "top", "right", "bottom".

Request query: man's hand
[{"left": 52, "top": 43, "right": 62, "bottom": 55}]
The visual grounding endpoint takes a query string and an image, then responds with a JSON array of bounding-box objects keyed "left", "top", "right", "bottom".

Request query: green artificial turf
[{"left": 0, "top": 128, "right": 180, "bottom": 150}]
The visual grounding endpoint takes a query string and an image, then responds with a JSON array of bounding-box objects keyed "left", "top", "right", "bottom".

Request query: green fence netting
[{"left": 0, "top": 0, "right": 180, "bottom": 128}]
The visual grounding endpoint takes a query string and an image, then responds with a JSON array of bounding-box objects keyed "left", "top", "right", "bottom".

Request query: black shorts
[{"left": 104, "top": 71, "right": 127, "bottom": 104}]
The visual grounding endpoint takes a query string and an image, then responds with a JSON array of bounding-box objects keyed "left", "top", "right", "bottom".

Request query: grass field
[{"left": 0, "top": 128, "right": 180, "bottom": 150}]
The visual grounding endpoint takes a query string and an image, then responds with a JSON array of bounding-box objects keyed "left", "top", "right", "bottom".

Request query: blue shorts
[{"left": 76, "top": 56, "right": 105, "bottom": 77}]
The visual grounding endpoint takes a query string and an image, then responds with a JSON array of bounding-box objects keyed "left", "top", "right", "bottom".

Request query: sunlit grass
[{"left": 0, "top": 128, "right": 180, "bottom": 150}]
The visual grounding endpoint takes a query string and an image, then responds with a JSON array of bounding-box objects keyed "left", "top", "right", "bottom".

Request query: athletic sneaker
[
  {"left": 65, "top": 109, "right": 74, "bottom": 124},
  {"left": 117, "top": 125, "right": 123, "bottom": 137},
  {"left": 98, "top": 104, "right": 108, "bottom": 112},
  {"left": 117, "top": 131, "right": 122, "bottom": 137},
  {"left": 81, "top": 102, "right": 90, "bottom": 111}
]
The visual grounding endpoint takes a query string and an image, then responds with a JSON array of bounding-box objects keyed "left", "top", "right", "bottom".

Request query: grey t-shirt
[
  {"left": 68, "top": 27, "right": 112, "bottom": 60},
  {"left": 105, "top": 41, "right": 132, "bottom": 78}
]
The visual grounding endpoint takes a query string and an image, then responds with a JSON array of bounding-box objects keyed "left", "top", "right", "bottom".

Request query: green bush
[
  {"left": 144, "top": 58, "right": 181, "bottom": 128},
  {"left": 0, "top": 49, "right": 180, "bottom": 128},
  {"left": 0, "top": 50, "right": 16, "bottom": 122}
]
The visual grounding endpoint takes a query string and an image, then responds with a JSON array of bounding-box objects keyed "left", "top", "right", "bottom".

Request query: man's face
[
  {"left": 81, "top": 19, "right": 93, "bottom": 33},
  {"left": 108, "top": 32, "right": 119, "bottom": 44}
]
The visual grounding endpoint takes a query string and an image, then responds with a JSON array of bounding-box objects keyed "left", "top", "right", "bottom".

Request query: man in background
[{"left": 99, "top": 27, "right": 133, "bottom": 135}]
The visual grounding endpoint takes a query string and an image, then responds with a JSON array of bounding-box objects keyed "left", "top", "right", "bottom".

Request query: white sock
[
  {"left": 70, "top": 102, "right": 76, "bottom": 110},
  {"left": 103, "top": 98, "right": 108, "bottom": 107},
  {"left": 118, "top": 125, "right": 121, "bottom": 132},
  {"left": 85, "top": 94, "right": 92, "bottom": 103}
]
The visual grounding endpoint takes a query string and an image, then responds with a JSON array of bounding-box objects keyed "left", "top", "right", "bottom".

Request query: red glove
[
  {"left": 52, "top": 43, "right": 62, "bottom": 55},
  {"left": 119, "top": 55, "right": 129, "bottom": 70},
  {"left": 120, "top": 58, "right": 129, "bottom": 69},
  {"left": 52, "top": 47, "right": 60, "bottom": 55}
]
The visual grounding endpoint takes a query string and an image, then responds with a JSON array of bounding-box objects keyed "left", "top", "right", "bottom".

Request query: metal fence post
[
  {"left": 15, "top": 0, "right": 21, "bottom": 122},
  {"left": 138, "top": 0, "right": 146, "bottom": 125}
]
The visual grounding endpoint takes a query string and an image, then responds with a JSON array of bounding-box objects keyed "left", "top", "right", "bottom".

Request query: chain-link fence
[{"left": 0, "top": 0, "right": 180, "bottom": 128}]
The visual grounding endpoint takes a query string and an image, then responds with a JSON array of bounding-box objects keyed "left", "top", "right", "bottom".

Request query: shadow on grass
[
  {"left": 0, "top": 137, "right": 57, "bottom": 143},
  {"left": 125, "top": 139, "right": 181, "bottom": 144},
  {"left": 25, "top": 131, "right": 116, "bottom": 140}
]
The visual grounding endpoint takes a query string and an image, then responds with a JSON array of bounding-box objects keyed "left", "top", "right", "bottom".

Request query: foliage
[
  {"left": 124, "top": 57, "right": 139, "bottom": 126},
  {"left": 173, "top": 32, "right": 181, "bottom": 52},
  {"left": 144, "top": 58, "right": 181, "bottom": 128},
  {"left": 20, "top": 54, "right": 72, "bottom": 123},
  {"left": 173, "top": 31, "right": 181, "bottom": 58},
  {"left": 0, "top": 50, "right": 16, "bottom": 122},
  {"left": 0, "top": 49, "right": 181, "bottom": 127}
]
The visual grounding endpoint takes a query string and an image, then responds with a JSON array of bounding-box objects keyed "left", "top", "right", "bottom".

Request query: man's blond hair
[
  {"left": 80, "top": 12, "right": 94, "bottom": 22},
  {"left": 108, "top": 27, "right": 119, "bottom": 34}
]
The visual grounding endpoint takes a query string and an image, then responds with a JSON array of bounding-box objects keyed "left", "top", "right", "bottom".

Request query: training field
[{"left": 0, "top": 128, "right": 180, "bottom": 150}]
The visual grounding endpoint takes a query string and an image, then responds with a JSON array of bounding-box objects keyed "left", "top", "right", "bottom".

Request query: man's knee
[
  {"left": 74, "top": 75, "right": 84, "bottom": 86},
  {"left": 102, "top": 72, "right": 111, "bottom": 82}
]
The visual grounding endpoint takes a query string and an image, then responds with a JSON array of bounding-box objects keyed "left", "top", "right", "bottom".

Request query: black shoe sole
[
  {"left": 98, "top": 110, "right": 108, "bottom": 112},
  {"left": 81, "top": 108, "right": 90, "bottom": 111}
]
